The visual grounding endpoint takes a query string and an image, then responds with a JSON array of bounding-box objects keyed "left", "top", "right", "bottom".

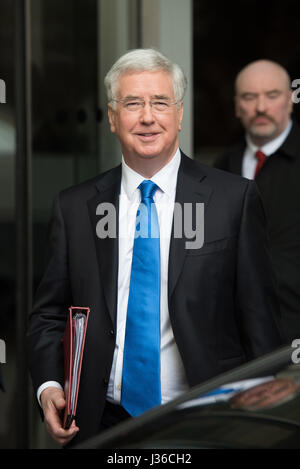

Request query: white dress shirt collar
[{"left": 121, "top": 148, "right": 181, "bottom": 200}]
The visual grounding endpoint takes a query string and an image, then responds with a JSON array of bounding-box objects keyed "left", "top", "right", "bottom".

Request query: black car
[{"left": 75, "top": 345, "right": 300, "bottom": 450}]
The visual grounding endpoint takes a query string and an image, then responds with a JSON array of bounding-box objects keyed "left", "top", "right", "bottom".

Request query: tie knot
[
  {"left": 139, "top": 180, "right": 158, "bottom": 202},
  {"left": 255, "top": 150, "right": 267, "bottom": 164}
]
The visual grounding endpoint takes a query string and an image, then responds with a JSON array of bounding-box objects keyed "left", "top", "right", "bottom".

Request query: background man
[
  {"left": 215, "top": 59, "right": 300, "bottom": 343},
  {"left": 27, "top": 50, "right": 281, "bottom": 447}
]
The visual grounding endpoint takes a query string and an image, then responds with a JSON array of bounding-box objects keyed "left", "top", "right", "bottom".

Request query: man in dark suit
[
  {"left": 27, "top": 50, "right": 281, "bottom": 447},
  {"left": 215, "top": 59, "right": 300, "bottom": 344}
]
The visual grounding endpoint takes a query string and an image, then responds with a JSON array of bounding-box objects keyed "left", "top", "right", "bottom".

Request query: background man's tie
[
  {"left": 121, "top": 180, "right": 161, "bottom": 416},
  {"left": 254, "top": 150, "right": 267, "bottom": 178}
]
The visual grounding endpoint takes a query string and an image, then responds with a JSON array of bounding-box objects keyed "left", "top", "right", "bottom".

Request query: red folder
[{"left": 62, "top": 306, "right": 90, "bottom": 429}]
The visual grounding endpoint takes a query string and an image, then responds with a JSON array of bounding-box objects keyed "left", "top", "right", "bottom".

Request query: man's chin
[
  {"left": 249, "top": 124, "right": 277, "bottom": 142},
  {"left": 135, "top": 148, "right": 165, "bottom": 160}
]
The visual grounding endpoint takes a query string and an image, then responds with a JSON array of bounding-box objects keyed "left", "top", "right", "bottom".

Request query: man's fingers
[
  {"left": 45, "top": 413, "right": 79, "bottom": 445},
  {"left": 45, "top": 401, "right": 79, "bottom": 445},
  {"left": 41, "top": 387, "right": 79, "bottom": 445},
  {"left": 45, "top": 424, "right": 79, "bottom": 446}
]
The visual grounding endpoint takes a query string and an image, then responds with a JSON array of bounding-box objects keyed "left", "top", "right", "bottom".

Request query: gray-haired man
[{"left": 27, "top": 49, "right": 281, "bottom": 447}]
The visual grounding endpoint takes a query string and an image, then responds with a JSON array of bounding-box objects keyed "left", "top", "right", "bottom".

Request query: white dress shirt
[
  {"left": 242, "top": 120, "right": 292, "bottom": 179},
  {"left": 107, "top": 147, "right": 188, "bottom": 404},
  {"left": 38, "top": 148, "right": 189, "bottom": 406}
]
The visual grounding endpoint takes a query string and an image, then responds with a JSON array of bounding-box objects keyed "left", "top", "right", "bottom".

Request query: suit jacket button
[
  {"left": 103, "top": 378, "right": 108, "bottom": 385},
  {"left": 109, "top": 330, "right": 114, "bottom": 336}
]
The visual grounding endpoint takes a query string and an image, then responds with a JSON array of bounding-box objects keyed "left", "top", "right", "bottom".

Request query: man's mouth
[
  {"left": 252, "top": 116, "right": 273, "bottom": 125},
  {"left": 136, "top": 132, "right": 160, "bottom": 140}
]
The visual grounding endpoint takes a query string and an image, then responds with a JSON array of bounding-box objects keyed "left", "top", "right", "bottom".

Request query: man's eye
[
  {"left": 153, "top": 101, "right": 169, "bottom": 109},
  {"left": 267, "top": 92, "right": 280, "bottom": 99},
  {"left": 125, "top": 102, "right": 141, "bottom": 108},
  {"left": 242, "top": 94, "right": 256, "bottom": 101}
]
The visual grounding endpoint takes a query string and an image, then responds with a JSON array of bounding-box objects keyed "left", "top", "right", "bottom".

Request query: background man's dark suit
[
  {"left": 215, "top": 121, "right": 300, "bottom": 342},
  {"left": 27, "top": 152, "right": 281, "bottom": 445}
]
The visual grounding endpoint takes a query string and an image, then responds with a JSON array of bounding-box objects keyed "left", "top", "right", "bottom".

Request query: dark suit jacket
[
  {"left": 215, "top": 122, "right": 300, "bottom": 343},
  {"left": 27, "top": 152, "right": 281, "bottom": 445}
]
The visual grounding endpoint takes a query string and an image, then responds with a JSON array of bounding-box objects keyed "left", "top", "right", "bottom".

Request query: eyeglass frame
[{"left": 110, "top": 97, "right": 180, "bottom": 112}]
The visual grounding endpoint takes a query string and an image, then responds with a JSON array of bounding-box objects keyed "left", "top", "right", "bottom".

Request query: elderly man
[
  {"left": 27, "top": 50, "right": 281, "bottom": 447},
  {"left": 215, "top": 59, "right": 300, "bottom": 344}
]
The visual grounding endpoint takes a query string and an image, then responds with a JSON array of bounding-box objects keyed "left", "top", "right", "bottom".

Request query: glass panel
[
  {"left": 30, "top": 0, "right": 99, "bottom": 448},
  {"left": 0, "top": 0, "right": 16, "bottom": 449}
]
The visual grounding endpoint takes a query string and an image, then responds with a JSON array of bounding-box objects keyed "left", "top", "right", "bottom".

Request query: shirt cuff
[{"left": 37, "top": 381, "right": 63, "bottom": 407}]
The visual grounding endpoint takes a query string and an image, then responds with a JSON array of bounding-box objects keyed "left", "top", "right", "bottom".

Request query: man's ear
[
  {"left": 178, "top": 102, "right": 184, "bottom": 131},
  {"left": 108, "top": 105, "right": 116, "bottom": 133},
  {"left": 288, "top": 89, "right": 294, "bottom": 115}
]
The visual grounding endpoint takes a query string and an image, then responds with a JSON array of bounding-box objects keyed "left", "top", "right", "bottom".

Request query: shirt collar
[
  {"left": 121, "top": 148, "right": 181, "bottom": 200},
  {"left": 246, "top": 119, "right": 292, "bottom": 157}
]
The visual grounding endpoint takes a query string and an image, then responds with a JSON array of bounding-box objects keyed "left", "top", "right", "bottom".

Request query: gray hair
[{"left": 104, "top": 48, "right": 187, "bottom": 109}]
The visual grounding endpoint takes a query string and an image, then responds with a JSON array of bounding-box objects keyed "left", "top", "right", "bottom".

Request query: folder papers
[{"left": 63, "top": 306, "right": 90, "bottom": 429}]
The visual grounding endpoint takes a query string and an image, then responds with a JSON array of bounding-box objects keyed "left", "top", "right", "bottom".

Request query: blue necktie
[{"left": 121, "top": 180, "right": 161, "bottom": 416}]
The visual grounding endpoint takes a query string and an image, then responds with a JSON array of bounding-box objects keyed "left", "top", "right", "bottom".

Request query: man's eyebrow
[
  {"left": 152, "top": 94, "right": 171, "bottom": 100},
  {"left": 239, "top": 89, "right": 282, "bottom": 97},
  {"left": 239, "top": 91, "right": 257, "bottom": 97},
  {"left": 122, "top": 95, "right": 142, "bottom": 101},
  {"left": 266, "top": 89, "right": 282, "bottom": 95},
  {"left": 122, "top": 94, "right": 171, "bottom": 100}
]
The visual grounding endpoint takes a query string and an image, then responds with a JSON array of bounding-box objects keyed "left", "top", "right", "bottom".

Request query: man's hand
[{"left": 40, "top": 386, "right": 79, "bottom": 446}]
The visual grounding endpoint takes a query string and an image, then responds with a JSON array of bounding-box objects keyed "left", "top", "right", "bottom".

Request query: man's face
[
  {"left": 235, "top": 63, "right": 293, "bottom": 145},
  {"left": 108, "top": 70, "right": 183, "bottom": 171}
]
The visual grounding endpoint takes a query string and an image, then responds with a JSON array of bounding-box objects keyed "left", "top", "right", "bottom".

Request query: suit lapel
[
  {"left": 87, "top": 165, "right": 121, "bottom": 324},
  {"left": 168, "top": 154, "right": 213, "bottom": 300}
]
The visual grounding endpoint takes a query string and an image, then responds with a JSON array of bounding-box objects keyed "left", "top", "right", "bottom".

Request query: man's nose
[
  {"left": 256, "top": 95, "right": 267, "bottom": 113},
  {"left": 140, "top": 102, "right": 155, "bottom": 123}
]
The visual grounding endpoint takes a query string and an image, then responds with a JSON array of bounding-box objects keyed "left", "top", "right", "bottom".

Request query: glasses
[{"left": 111, "top": 98, "right": 178, "bottom": 113}]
